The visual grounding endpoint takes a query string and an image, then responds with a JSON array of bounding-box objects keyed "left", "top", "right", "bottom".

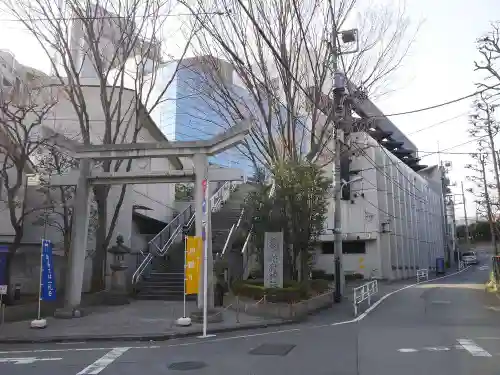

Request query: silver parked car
[{"left": 462, "top": 251, "right": 479, "bottom": 265}]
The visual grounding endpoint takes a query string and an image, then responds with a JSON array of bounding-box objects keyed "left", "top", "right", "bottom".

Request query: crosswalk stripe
[{"left": 457, "top": 339, "right": 492, "bottom": 357}]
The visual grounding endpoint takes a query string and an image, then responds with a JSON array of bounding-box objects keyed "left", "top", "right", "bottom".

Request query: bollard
[
  {"left": 235, "top": 296, "right": 240, "bottom": 323},
  {"left": 0, "top": 296, "right": 4, "bottom": 325}
]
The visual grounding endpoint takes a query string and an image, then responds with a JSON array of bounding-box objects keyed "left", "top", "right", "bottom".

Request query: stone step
[
  {"left": 139, "top": 280, "right": 185, "bottom": 287},
  {"left": 146, "top": 272, "right": 184, "bottom": 281},
  {"left": 139, "top": 286, "right": 185, "bottom": 294},
  {"left": 135, "top": 293, "right": 196, "bottom": 301}
]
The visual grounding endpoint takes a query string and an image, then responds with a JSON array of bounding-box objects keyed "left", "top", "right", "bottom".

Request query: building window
[
  {"left": 321, "top": 241, "right": 366, "bottom": 254},
  {"left": 321, "top": 241, "right": 334, "bottom": 254},
  {"left": 343, "top": 241, "right": 366, "bottom": 254}
]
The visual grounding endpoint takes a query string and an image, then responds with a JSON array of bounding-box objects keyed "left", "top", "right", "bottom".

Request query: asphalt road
[{"left": 1, "top": 253, "right": 499, "bottom": 374}]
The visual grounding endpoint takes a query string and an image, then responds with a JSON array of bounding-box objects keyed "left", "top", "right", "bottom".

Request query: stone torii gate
[{"left": 52, "top": 123, "right": 250, "bottom": 318}]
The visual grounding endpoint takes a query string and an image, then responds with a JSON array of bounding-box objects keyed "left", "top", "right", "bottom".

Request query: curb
[
  {"left": 0, "top": 319, "right": 302, "bottom": 345},
  {"left": 0, "top": 268, "right": 471, "bottom": 345}
]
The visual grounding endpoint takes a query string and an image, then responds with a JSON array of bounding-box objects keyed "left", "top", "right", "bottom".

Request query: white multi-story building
[
  {"left": 312, "top": 104, "right": 448, "bottom": 280},
  {"left": 0, "top": 48, "right": 181, "bottom": 294}
]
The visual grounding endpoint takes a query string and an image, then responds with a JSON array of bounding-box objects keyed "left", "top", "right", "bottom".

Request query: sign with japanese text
[
  {"left": 41, "top": 239, "right": 56, "bottom": 301},
  {"left": 0, "top": 246, "right": 7, "bottom": 287},
  {"left": 185, "top": 236, "right": 202, "bottom": 295},
  {"left": 264, "top": 232, "right": 284, "bottom": 288}
]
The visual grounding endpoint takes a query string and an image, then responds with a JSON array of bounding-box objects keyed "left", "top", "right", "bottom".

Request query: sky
[
  {"left": 375, "top": 0, "right": 500, "bottom": 220},
  {"left": 0, "top": 0, "right": 499, "bottom": 220}
]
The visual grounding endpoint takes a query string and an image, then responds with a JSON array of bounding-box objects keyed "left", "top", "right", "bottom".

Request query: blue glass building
[{"left": 147, "top": 57, "right": 255, "bottom": 173}]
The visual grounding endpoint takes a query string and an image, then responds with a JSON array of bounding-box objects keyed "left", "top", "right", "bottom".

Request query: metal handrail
[
  {"left": 144, "top": 204, "right": 194, "bottom": 256},
  {"left": 132, "top": 181, "right": 234, "bottom": 285},
  {"left": 213, "top": 182, "right": 244, "bottom": 259},
  {"left": 221, "top": 224, "right": 236, "bottom": 256}
]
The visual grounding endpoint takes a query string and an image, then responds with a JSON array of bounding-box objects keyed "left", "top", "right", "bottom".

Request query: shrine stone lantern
[{"left": 105, "top": 235, "right": 131, "bottom": 305}]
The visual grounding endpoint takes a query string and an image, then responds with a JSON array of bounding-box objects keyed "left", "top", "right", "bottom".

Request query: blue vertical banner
[
  {"left": 41, "top": 239, "right": 56, "bottom": 301},
  {"left": 0, "top": 246, "right": 8, "bottom": 286}
]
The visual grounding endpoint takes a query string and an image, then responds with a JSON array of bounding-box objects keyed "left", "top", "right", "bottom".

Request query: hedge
[{"left": 231, "top": 279, "right": 331, "bottom": 303}]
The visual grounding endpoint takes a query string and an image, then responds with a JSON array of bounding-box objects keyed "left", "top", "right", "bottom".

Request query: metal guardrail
[
  {"left": 416, "top": 269, "right": 429, "bottom": 283},
  {"left": 353, "top": 280, "right": 378, "bottom": 317},
  {"left": 132, "top": 181, "right": 234, "bottom": 286}
]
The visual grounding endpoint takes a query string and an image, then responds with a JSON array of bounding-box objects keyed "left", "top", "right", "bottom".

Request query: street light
[
  {"left": 331, "top": 175, "right": 363, "bottom": 303},
  {"left": 341, "top": 176, "right": 362, "bottom": 189}
]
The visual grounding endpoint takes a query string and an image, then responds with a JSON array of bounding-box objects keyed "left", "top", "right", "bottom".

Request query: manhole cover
[
  {"left": 168, "top": 361, "right": 207, "bottom": 371},
  {"left": 249, "top": 343, "right": 296, "bottom": 356}
]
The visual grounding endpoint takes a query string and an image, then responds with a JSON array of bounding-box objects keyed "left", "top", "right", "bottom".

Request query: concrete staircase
[
  {"left": 211, "top": 183, "right": 255, "bottom": 255},
  {"left": 134, "top": 183, "right": 255, "bottom": 301}
]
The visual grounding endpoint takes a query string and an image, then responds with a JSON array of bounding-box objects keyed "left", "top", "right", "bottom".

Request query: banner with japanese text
[
  {"left": 41, "top": 239, "right": 57, "bottom": 301},
  {"left": 185, "top": 236, "right": 202, "bottom": 295}
]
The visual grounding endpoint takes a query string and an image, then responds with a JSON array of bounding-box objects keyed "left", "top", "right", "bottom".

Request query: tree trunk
[
  {"left": 480, "top": 155, "right": 499, "bottom": 254},
  {"left": 91, "top": 188, "right": 108, "bottom": 292},
  {"left": 300, "top": 248, "right": 309, "bottom": 282}
]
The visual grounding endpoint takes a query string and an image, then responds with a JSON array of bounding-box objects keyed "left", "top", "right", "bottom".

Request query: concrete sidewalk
[
  {"left": 0, "top": 299, "right": 293, "bottom": 344},
  {"left": 0, "top": 278, "right": 421, "bottom": 344}
]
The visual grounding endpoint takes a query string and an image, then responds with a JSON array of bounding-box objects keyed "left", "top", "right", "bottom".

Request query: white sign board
[
  {"left": 264, "top": 232, "right": 284, "bottom": 288},
  {"left": 26, "top": 174, "right": 40, "bottom": 186},
  {"left": 0, "top": 285, "right": 7, "bottom": 295}
]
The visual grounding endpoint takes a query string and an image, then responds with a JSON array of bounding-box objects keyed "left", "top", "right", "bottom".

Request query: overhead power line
[
  {"left": 407, "top": 112, "right": 470, "bottom": 135},
  {"left": 365, "top": 83, "right": 500, "bottom": 119},
  {"left": 418, "top": 134, "right": 491, "bottom": 159}
]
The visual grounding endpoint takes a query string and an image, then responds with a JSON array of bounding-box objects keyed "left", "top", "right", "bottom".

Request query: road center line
[
  {"left": 76, "top": 347, "right": 130, "bottom": 375},
  {"left": 457, "top": 339, "right": 492, "bottom": 357},
  {"left": 0, "top": 345, "right": 159, "bottom": 355}
]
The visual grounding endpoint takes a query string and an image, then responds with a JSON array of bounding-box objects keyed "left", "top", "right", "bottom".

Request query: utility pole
[
  {"left": 330, "top": 33, "right": 344, "bottom": 303},
  {"left": 440, "top": 162, "right": 450, "bottom": 265},
  {"left": 461, "top": 181, "right": 471, "bottom": 249},
  {"left": 478, "top": 154, "right": 498, "bottom": 254},
  {"left": 327, "top": 28, "right": 358, "bottom": 303}
]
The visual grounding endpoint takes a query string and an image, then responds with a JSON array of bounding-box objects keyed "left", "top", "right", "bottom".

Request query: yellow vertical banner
[{"left": 185, "top": 236, "right": 202, "bottom": 295}]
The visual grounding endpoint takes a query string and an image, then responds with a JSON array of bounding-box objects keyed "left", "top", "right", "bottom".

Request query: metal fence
[
  {"left": 416, "top": 269, "right": 429, "bottom": 283},
  {"left": 353, "top": 280, "right": 378, "bottom": 317}
]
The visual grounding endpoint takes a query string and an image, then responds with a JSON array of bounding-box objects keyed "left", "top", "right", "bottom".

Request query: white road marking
[
  {"left": 57, "top": 341, "right": 86, "bottom": 345},
  {"left": 0, "top": 357, "right": 62, "bottom": 364},
  {"left": 423, "top": 347, "right": 450, "bottom": 351},
  {"left": 457, "top": 339, "right": 492, "bottom": 357},
  {"left": 152, "top": 266, "right": 473, "bottom": 349},
  {"left": 352, "top": 266, "right": 471, "bottom": 323},
  {"left": 398, "top": 345, "right": 465, "bottom": 353},
  {"left": 0, "top": 345, "right": 159, "bottom": 355},
  {"left": 76, "top": 347, "right": 129, "bottom": 375},
  {"left": 485, "top": 306, "right": 500, "bottom": 312}
]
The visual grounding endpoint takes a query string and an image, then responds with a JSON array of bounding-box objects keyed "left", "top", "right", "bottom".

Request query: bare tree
[
  {"left": 179, "top": 0, "right": 416, "bottom": 171},
  {"left": 475, "top": 22, "right": 500, "bottom": 96},
  {"left": 0, "top": 94, "right": 56, "bottom": 297},
  {"left": 465, "top": 147, "right": 498, "bottom": 254},
  {"left": 32, "top": 144, "right": 99, "bottom": 294},
  {"left": 469, "top": 93, "right": 500, "bottom": 208},
  {"left": 1, "top": 0, "right": 196, "bottom": 290}
]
